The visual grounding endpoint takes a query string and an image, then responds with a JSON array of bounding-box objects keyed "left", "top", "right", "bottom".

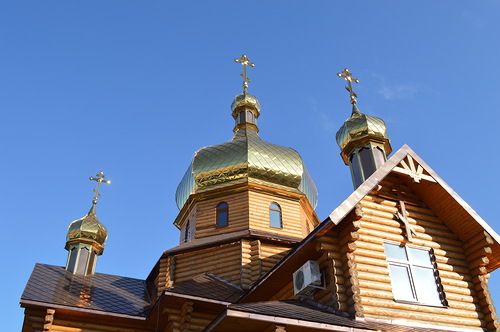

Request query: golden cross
[
  {"left": 89, "top": 171, "right": 111, "bottom": 205},
  {"left": 234, "top": 54, "right": 255, "bottom": 95},
  {"left": 337, "top": 68, "right": 360, "bottom": 105}
]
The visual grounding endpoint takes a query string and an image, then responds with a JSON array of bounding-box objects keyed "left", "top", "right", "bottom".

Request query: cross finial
[
  {"left": 234, "top": 54, "right": 255, "bottom": 95},
  {"left": 89, "top": 171, "right": 111, "bottom": 207},
  {"left": 337, "top": 68, "right": 360, "bottom": 105}
]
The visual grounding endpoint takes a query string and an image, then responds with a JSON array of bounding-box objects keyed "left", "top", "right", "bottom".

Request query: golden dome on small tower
[
  {"left": 64, "top": 171, "right": 111, "bottom": 276},
  {"left": 334, "top": 68, "right": 393, "bottom": 189},
  {"left": 336, "top": 105, "right": 392, "bottom": 164},
  {"left": 65, "top": 204, "right": 108, "bottom": 254}
]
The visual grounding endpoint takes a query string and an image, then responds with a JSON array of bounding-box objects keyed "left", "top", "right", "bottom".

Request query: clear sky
[{"left": 1, "top": 1, "right": 499, "bottom": 330}]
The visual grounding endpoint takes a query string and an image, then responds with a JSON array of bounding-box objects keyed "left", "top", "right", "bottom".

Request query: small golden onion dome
[
  {"left": 65, "top": 204, "right": 108, "bottom": 254},
  {"left": 176, "top": 94, "right": 318, "bottom": 210},
  {"left": 336, "top": 106, "right": 392, "bottom": 164}
]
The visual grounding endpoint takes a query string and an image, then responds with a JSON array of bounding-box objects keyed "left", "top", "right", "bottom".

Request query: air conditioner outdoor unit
[{"left": 293, "top": 260, "right": 323, "bottom": 295}]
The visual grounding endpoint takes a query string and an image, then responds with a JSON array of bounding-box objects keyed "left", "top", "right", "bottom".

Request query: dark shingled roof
[
  {"left": 21, "top": 263, "right": 151, "bottom": 318},
  {"left": 229, "top": 300, "right": 375, "bottom": 330},
  {"left": 228, "top": 300, "right": 452, "bottom": 332},
  {"left": 168, "top": 273, "right": 243, "bottom": 303}
]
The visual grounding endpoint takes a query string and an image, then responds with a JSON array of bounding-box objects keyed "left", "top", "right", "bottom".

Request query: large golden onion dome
[
  {"left": 336, "top": 105, "right": 392, "bottom": 164},
  {"left": 65, "top": 204, "right": 108, "bottom": 254},
  {"left": 176, "top": 93, "right": 318, "bottom": 210}
]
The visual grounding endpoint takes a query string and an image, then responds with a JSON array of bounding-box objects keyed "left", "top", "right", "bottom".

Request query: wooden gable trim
[
  {"left": 405, "top": 147, "right": 500, "bottom": 242},
  {"left": 393, "top": 154, "right": 436, "bottom": 183}
]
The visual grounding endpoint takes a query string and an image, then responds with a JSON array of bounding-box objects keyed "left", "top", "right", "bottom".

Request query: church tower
[
  {"left": 151, "top": 55, "right": 320, "bottom": 293},
  {"left": 335, "top": 69, "right": 392, "bottom": 188},
  {"left": 64, "top": 172, "right": 110, "bottom": 276}
]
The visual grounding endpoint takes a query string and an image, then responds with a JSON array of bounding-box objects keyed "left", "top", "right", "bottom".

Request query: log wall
[
  {"left": 259, "top": 241, "right": 291, "bottom": 276},
  {"left": 301, "top": 202, "right": 318, "bottom": 237},
  {"left": 314, "top": 232, "right": 352, "bottom": 313},
  {"left": 463, "top": 231, "right": 499, "bottom": 330},
  {"left": 163, "top": 305, "right": 217, "bottom": 332},
  {"left": 154, "top": 255, "right": 174, "bottom": 297},
  {"left": 349, "top": 175, "right": 487, "bottom": 330},
  {"left": 248, "top": 191, "right": 304, "bottom": 239},
  {"left": 240, "top": 239, "right": 292, "bottom": 289},
  {"left": 241, "top": 239, "right": 261, "bottom": 289},
  {"left": 194, "top": 191, "right": 250, "bottom": 240},
  {"left": 174, "top": 242, "right": 242, "bottom": 285}
]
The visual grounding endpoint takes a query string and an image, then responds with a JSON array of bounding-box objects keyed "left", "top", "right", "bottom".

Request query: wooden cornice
[{"left": 161, "top": 229, "right": 302, "bottom": 258}]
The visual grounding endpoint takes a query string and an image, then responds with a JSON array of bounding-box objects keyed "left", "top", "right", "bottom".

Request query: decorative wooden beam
[
  {"left": 394, "top": 154, "right": 436, "bottom": 183},
  {"left": 274, "top": 325, "right": 286, "bottom": 332},
  {"left": 43, "top": 309, "right": 55, "bottom": 332},
  {"left": 395, "top": 200, "right": 417, "bottom": 241}
]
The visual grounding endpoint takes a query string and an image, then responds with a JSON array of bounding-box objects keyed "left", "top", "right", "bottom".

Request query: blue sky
[{"left": 1, "top": 1, "right": 499, "bottom": 329}]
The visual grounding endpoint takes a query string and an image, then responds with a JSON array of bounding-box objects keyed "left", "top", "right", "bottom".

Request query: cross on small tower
[
  {"left": 234, "top": 54, "right": 255, "bottom": 96},
  {"left": 337, "top": 68, "right": 360, "bottom": 105},
  {"left": 89, "top": 171, "right": 111, "bottom": 206}
]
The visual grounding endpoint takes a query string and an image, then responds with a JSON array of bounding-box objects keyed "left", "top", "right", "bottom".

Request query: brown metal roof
[
  {"left": 225, "top": 300, "right": 375, "bottom": 330},
  {"left": 168, "top": 273, "right": 244, "bottom": 303},
  {"left": 162, "top": 229, "right": 300, "bottom": 257},
  {"left": 20, "top": 263, "right": 151, "bottom": 318},
  {"left": 216, "top": 300, "right": 459, "bottom": 332}
]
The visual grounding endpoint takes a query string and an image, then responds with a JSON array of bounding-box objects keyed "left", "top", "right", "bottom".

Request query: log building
[{"left": 20, "top": 60, "right": 499, "bottom": 331}]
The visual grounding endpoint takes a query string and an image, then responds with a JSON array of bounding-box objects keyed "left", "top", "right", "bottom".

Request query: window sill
[{"left": 393, "top": 299, "right": 447, "bottom": 309}]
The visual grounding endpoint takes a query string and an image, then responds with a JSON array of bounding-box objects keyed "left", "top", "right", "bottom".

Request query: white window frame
[{"left": 384, "top": 242, "right": 446, "bottom": 307}]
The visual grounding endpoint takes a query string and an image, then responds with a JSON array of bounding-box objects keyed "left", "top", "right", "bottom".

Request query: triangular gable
[
  {"left": 243, "top": 144, "right": 500, "bottom": 302},
  {"left": 328, "top": 144, "right": 500, "bottom": 271}
]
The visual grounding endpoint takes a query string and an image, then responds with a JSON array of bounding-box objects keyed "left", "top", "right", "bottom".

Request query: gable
[
  {"left": 242, "top": 145, "right": 500, "bottom": 329},
  {"left": 328, "top": 145, "right": 500, "bottom": 273}
]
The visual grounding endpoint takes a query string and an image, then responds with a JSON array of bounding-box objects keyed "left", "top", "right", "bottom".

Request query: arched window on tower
[
  {"left": 269, "top": 202, "right": 282, "bottom": 229},
  {"left": 184, "top": 219, "right": 192, "bottom": 243},
  {"left": 216, "top": 202, "right": 229, "bottom": 227}
]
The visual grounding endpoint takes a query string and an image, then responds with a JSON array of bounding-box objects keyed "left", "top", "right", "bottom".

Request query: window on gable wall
[
  {"left": 216, "top": 202, "right": 229, "bottom": 227},
  {"left": 384, "top": 243, "right": 445, "bottom": 306}
]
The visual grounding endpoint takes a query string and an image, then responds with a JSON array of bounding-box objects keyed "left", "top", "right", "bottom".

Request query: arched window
[
  {"left": 269, "top": 202, "right": 282, "bottom": 228},
  {"left": 184, "top": 219, "right": 191, "bottom": 242},
  {"left": 216, "top": 202, "right": 229, "bottom": 227}
]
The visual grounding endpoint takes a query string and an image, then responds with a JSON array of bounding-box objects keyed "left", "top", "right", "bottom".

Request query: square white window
[{"left": 384, "top": 243, "right": 444, "bottom": 306}]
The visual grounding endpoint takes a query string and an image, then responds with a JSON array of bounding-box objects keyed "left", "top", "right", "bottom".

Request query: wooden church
[{"left": 20, "top": 56, "right": 500, "bottom": 331}]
